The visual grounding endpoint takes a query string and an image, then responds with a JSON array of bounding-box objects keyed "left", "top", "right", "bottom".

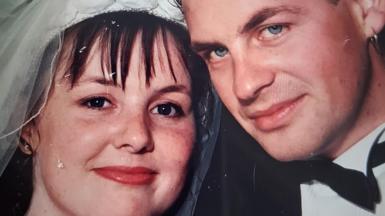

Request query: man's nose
[
  {"left": 113, "top": 114, "right": 154, "bottom": 154},
  {"left": 232, "top": 50, "right": 275, "bottom": 104}
]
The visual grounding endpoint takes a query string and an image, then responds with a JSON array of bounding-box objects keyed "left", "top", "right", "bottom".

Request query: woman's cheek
[
  {"left": 39, "top": 114, "right": 109, "bottom": 167},
  {"left": 157, "top": 117, "right": 195, "bottom": 165}
]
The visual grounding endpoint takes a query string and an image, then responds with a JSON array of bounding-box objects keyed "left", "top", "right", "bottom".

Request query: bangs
[{"left": 62, "top": 11, "right": 190, "bottom": 88}]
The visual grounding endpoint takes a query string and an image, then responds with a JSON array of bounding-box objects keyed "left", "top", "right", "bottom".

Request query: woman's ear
[{"left": 20, "top": 121, "right": 39, "bottom": 155}]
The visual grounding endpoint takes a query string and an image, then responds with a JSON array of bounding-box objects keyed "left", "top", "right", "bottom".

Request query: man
[{"left": 178, "top": 0, "right": 385, "bottom": 215}]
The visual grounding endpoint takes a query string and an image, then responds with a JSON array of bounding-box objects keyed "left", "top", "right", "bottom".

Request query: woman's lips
[
  {"left": 94, "top": 166, "right": 157, "bottom": 185},
  {"left": 251, "top": 95, "right": 305, "bottom": 132}
]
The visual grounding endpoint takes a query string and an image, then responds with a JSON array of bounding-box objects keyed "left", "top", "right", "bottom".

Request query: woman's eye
[
  {"left": 151, "top": 103, "right": 184, "bottom": 117},
  {"left": 82, "top": 97, "right": 112, "bottom": 109}
]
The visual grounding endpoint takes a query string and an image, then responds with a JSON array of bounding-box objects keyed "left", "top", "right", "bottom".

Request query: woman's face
[{"left": 24, "top": 32, "right": 195, "bottom": 216}]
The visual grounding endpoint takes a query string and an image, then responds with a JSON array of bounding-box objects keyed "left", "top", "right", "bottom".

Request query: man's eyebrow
[
  {"left": 191, "top": 42, "right": 225, "bottom": 54},
  {"left": 191, "top": 41, "right": 224, "bottom": 53},
  {"left": 240, "top": 6, "right": 303, "bottom": 34}
]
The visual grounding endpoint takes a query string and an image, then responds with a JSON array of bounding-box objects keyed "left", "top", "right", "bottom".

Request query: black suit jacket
[{"left": 193, "top": 107, "right": 303, "bottom": 216}]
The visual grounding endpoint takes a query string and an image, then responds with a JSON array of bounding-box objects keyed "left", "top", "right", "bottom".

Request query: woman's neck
[{"left": 26, "top": 166, "right": 68, "bottom": 216}]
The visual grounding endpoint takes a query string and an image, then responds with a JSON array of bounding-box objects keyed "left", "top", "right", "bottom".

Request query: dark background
[{"left": 193, "top": 107, "right": 303, "bottom": 216}]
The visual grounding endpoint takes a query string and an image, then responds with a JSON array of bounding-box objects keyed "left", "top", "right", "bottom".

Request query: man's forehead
[
  {"left": 182, "top": 0, "right": 341, "bottom": 16},
  {"left": 184, "top": 0, "right": 306, "bottom": 42},
  {"left": 183, "top": 0, "right": 342, "bottom": 36},
  {"left": 182, "top": 0, "right": 340, "bottom": 6},
  {"left": 184, "top": 0, "right": 311, "bottom": 19}
]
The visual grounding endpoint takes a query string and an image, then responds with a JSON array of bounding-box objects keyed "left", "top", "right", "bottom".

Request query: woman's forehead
[
  {"left": 58, "top": 22, "right": 189, "bottom": 88},
  {"left": 58, "top": 29, "right": 189, "bottom": 89}
]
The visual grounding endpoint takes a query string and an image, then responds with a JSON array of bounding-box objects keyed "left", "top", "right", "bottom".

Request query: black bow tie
[{"left": 298, "top": 140, "right": 385, "bottom": 211}]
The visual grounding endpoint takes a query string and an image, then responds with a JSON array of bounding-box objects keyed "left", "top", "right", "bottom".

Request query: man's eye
[
  {"left": 209, "top": 47, "right": 228, "bottom": 60},
  {"left": 259, "top": 24, "right": 288, "bottom": 41},
  {"left": 151, "top": 103, "right": 184, "bottom": 117},
  {"left": 214, "top": 47, "right": 228, "bottom": 57},
  {"left": 267, "top": 25, "right": 283, "bottom": 35},
  {"left": 82, "top": 97, "right": 112, "bottom": 109}
]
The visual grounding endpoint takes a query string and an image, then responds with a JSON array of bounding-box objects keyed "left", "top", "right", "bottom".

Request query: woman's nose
[{"left": 113, "top": 114, "right": 154, "bottom": 154}]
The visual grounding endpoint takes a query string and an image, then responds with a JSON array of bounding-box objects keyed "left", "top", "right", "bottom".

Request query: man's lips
[
  {"left": 247, "top": 95, "right": 305, "bottom": 131},
  {"left": 94, "top": 166, "right": 157, "bottom": 185}
]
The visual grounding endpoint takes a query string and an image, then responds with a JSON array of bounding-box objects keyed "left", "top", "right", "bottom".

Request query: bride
[{"left": 0, "top": 1, "right": 219, "bottom": 215}]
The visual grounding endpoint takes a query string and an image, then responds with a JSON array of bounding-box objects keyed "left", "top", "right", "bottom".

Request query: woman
[{"left": 0, "top": 0, "right": 219, "bottom": 215}]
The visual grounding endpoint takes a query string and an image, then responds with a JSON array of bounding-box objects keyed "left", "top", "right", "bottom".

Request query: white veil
[{"left": 0, "top": 0, "right": 220, "bottom": 215}]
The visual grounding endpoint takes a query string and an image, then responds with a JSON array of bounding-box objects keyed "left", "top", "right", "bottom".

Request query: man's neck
[{"left": 326, "top": 47, "right": 385, "bottom": 159}]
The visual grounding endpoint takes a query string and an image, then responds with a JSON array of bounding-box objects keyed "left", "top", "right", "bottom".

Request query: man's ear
[{"left": 353, "top": 0, "right": 385, "bottom": 36}]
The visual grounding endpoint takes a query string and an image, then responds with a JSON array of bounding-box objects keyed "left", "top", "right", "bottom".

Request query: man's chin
[{"left": 260, "top": 141, "right": 316, "bottom": 162}]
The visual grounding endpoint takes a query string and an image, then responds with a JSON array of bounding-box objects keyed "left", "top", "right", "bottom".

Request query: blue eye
[
  {"left": 267, "top": 25, "right": 283, "bottom": 35},
  {"left": 83, "top": 97, "right": 111, "bottom": 109},
  {"left": 258, "top": 24, "right": 288, "bottom": 41},
  {"left": 152, "top": 103, "right": 183, "bottom": 117},
  {"left": 213, "top": 47, "right": 228, "bottom": 58},
  {"left": 207, "top": 47, "right": 228, "bottom": 62}
]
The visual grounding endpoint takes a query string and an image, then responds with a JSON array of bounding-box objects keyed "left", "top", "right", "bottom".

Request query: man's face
[{"left": 184, "top": 0, "right": 371, "bottom": 161}]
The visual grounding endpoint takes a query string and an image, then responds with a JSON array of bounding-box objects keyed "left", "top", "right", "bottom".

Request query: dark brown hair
[{"left": 61, "top": 11, "right": 207, "bottom": 92}]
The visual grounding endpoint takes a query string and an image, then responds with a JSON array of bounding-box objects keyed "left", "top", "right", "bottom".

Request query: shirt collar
[{"left": 333, "top": 123, "right": 385, "bottom": 175}]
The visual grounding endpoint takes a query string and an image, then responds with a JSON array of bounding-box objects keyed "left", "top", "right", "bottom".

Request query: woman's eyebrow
[
  {"left": 72, "top": 77, "right": 122, "bottom": 88},
  {"left": 156, "top": 84, "right": 191, "bottom": 95},
  {"left": 71, "top": 77, "right": 190, "bottom": 96},
  {"left": 240, "top": 5, "right": 304, "bottom": 34}
]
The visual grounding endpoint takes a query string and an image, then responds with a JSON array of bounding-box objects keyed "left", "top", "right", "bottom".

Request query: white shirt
[{"left": 301, "top": 123, "right": 385, "bottom": 216}]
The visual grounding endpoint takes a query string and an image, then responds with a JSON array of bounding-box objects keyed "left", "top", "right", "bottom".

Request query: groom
[{"left": 178, "top": 0, "right": 385, "bottom": 215}]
